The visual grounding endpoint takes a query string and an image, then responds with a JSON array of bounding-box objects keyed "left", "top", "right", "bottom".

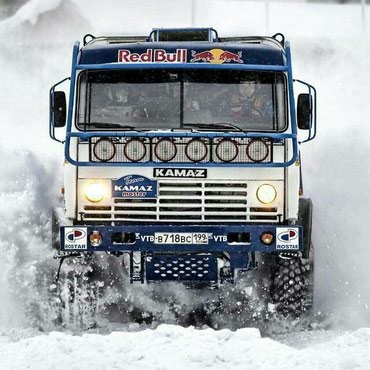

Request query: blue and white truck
[{"left": 50, "top": 28, "right": 316, "bottom": 315}]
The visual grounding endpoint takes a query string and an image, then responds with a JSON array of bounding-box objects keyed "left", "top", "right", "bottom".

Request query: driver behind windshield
[{"left": 230, "top": 82, "right": 273, "bottom": 120}]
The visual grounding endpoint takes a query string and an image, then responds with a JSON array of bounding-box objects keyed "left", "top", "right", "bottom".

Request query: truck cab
[{"left": 50, "top": 28, "right": 316, "bottom": 301}]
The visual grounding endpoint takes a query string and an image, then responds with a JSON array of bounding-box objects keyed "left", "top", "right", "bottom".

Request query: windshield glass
[{"left": 77, "top": 69, "right": 287, "bottom": 131}]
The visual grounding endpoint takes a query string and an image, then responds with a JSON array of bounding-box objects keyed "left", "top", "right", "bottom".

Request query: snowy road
[
  {"left": 1, "top": 0, "right": 370, "bottom": 368},
  {"left": 0, "top": 326, "right": 369, "bottom": 369}
]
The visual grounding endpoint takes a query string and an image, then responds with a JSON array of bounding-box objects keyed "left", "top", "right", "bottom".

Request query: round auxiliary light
[
  {"left": 185, "top": 139, "right": 208, "bottom": 162},
  {"left": 256, "top": 184, "right": 277, "bottom": 205},
  {"left": 124, "top": 138, "right": 146, "bottom": 162},
  {"left": 261, "top": 232, "right": 274, "bottom": 245},
  {"left": 246, "top": 139, "right": 269, "bottom": 163},
  {"left": 89, "top": 230, "right": 103, "bottom": 247},
  {"left": 93, "top": 138, "right": 116, "bottom": 162},
  {"left": 84, "top": 183, "right": 105, "bottom": 203},
  {"left": 215, "top": 139, "right": 239, "bottom": 162},
  {"left": 154, "top": 138, "right": 177, "bottom": 162}
]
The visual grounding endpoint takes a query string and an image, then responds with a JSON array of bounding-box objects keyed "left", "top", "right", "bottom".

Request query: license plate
[{"left": 154, "top": 232, "right": 208, "bottom": 245}]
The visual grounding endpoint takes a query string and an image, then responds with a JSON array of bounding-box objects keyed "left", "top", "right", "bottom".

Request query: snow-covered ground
[
  {"left": 1, "top": 0, "right": 370, "bottom": 368},
  {"left": 1, "top": 325, "right": 370, "bottom": 370}
]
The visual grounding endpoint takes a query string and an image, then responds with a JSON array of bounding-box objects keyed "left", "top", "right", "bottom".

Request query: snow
[
  {"left": 13, "top": 0, "right": 62, "bottom": 26},
  {"left": 0, "top": 0, "right": 61, "bottom": 30},
  {"left": 1, "top": 0, "right": 370, "bottom": 368},
  {"left": 0, "top": 326, "right": 370, "bottom": 369}
]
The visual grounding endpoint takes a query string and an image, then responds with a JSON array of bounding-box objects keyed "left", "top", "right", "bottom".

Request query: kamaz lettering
[
  {"left": 153, "top": 168, "right": 207, "bottom": 178},
  {"left": 114, "top": 185, "right": 153, "bottom": 192}
]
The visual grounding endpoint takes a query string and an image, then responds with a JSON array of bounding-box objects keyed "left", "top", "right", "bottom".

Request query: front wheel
[{"left": 269, "top": 247, "right": 314, "bottom": 317}]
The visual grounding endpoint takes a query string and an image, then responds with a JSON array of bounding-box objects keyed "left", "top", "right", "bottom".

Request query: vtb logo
[
  {"left": 277, "top": 229, "right": 298, "bottom": 243},
  {"left": 66, "top": 229, "right": 86, "bottom": 242}
]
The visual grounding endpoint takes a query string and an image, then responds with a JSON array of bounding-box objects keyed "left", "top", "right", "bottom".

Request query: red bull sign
[
  {"left": 190, "top": 49, "right": 243, "bottom": 64},
  {"left": 118, "top": 49, "right": 187, "bottom": 63}
]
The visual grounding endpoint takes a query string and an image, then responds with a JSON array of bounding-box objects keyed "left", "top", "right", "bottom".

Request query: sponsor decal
[
  {"left": 276, "top": 228, "right": 299, "bottom": 250},
  {"left": 153, "top": 168, "right": 207, "bottom": 178},
  {"left": 190, "top": 49, "right": 243, "bottom": 64},
  {"left": 64, "top": 227, "right": 87, "bottom": 250},
  {"left": 112, "top": 174, "right": 157, "bottom": 198},
  {"left": 118, "top": 49, "right": 187, "bottom": 63}
]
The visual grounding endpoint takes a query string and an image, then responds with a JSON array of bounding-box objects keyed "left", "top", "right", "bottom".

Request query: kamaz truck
[{"left": 50, "top": 28, "right": 316, "bottom": 316}]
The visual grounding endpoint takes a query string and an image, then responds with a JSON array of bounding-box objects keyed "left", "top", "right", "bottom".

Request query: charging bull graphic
[
  {"left": 190, "top": 49, "right": 243, "bottom": 64},
  {"left": 190, "top": 50, "right": 215, "bottom": 62},
  {"left": 219, "top": 50, "right": 243, "bottom": 63}
]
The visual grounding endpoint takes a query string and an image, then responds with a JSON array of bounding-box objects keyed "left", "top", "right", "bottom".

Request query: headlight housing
[
  {"left": 256, "top": 184, "right": 277, "bottom": 205},
  {"left": 84, "top": 183, "right": 106, "bottom": 203}
]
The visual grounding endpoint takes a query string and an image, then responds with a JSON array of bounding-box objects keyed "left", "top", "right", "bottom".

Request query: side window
[
  {"left": 77, "top": 72, "right": 88, "bottom": 126},
  {"left": 275, "top": 74, "right": 287, "bottom": 131}
]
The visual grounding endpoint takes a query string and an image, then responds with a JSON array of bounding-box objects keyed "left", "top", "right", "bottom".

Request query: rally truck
[{"left": 50, "top": 28, "right": 316, "bottom": 315}]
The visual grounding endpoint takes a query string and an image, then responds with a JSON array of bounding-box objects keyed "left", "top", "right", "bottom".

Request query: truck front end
[{"left": 50, "top": 28, "right": 316, "bottom": 292}]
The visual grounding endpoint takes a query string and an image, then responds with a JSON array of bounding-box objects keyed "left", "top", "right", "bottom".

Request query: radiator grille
[{"left": 80, "top": 180, "right": 282, "bottom": 223}]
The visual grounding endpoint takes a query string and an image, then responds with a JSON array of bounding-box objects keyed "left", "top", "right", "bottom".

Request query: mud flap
[{"left": 298, "top": 198, "right": 313, "bottom": 259}]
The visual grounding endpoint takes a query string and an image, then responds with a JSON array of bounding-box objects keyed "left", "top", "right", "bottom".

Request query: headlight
[
  {"left": 256, "top": 184, "right": 277, "bottom": 204},
  {"left": 84, "top": 183, "right": 106, "bottom": 203}
]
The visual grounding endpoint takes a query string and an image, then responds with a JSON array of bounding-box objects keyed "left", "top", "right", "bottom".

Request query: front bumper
[{"left": 60, "top": 224, "right": 303, "bottom": 254}]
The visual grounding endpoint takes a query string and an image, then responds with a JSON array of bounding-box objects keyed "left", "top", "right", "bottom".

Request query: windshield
[{"left": 77, "top": 69, "right": 287, "bottom": 131}]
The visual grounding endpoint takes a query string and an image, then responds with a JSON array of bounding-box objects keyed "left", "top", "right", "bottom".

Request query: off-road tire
[{"left": 269, "top": 248, "right": 314, "bottom": 317}]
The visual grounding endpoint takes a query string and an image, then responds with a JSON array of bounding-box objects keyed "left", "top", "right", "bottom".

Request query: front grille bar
[{"left": 81, "top": 180, "right": 282, "bottom": 222}]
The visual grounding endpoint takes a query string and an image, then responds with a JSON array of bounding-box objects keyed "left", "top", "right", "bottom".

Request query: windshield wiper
[
  {"left": 183, "top": 122, "right": 246, "bottom": 133},
  {"left": 88, "top": 122, "right": 136, "bottom": 130}
]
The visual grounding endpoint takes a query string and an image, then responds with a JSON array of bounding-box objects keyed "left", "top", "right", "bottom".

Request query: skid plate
[{"left": 146, "top": 254, "right": 218, "bottom": 282}]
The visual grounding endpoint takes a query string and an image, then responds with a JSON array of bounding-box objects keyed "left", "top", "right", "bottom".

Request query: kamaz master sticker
[
  {"left": 112, "top": 174, "right": 157, "bottom": 198},
  {"left": 64, "top": 227, "right": 87, "bottom": 250},
  {"left": 276, "top": 228, "right": 299, "bottom": 250}
]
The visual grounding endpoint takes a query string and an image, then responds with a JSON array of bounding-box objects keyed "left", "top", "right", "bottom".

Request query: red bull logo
[
  {"left": 190, "top": 49, "right": 243, "bottom": 64},
  {"left": 118, "top": 49, "right": 187, "bottom": 63}
]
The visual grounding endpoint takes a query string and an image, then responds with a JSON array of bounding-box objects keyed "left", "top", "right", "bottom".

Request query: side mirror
[
  {"left": 297, "top": 93, "right": 312, "bottom": 130},
  {"left": 51, "top": 91, "right": 67, "bottom": 128}
]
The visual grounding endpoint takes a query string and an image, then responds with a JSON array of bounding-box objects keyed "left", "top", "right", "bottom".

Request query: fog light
[
  {"left": 89, "top": 231, "right": 103, "bottom": 247},
  {"left": 256, "top": 184, "right": 277, "bottom": 204},
  {"left": 261, "top": 232, "right": 274, "bottom": 245}
]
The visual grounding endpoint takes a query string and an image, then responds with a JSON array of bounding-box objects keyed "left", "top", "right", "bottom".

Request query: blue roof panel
[{"left": 79, "top": 42, "right": 286, "bottom": 67}]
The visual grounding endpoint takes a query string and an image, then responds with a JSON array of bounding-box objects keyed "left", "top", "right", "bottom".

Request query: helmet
[{"left": 238, "top": 82, "right": 256, "bottom": 98}]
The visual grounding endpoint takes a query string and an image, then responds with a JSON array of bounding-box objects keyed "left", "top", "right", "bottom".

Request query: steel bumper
[{"left": 60, "top": 224, "right": 303, "bottom": 254}]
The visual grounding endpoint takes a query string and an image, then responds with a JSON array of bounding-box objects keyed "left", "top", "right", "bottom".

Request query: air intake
[{"left": 149, "top": 28, "right": 218, "bottom": 42}]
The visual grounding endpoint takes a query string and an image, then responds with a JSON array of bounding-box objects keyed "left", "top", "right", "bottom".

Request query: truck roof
[{"left": 78, "top": 29, "right": 287, "bottom": 67}]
